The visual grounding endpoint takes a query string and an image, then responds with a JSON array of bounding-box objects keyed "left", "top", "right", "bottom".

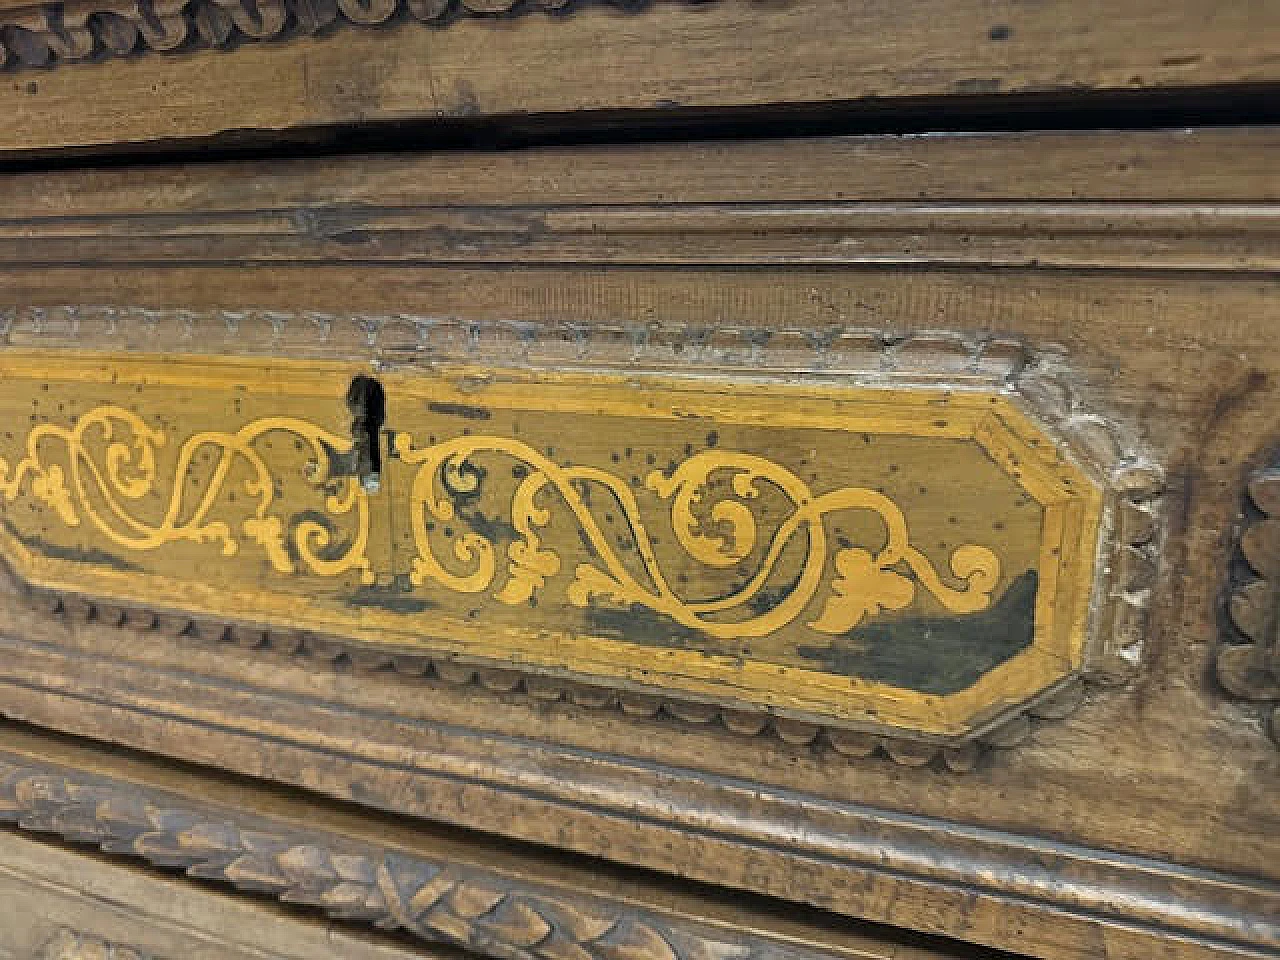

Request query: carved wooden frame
[
  {"left": 0, "top": 306, "right": 1164, "bottom": 770},
  {"left": 0, "top": 725, "right": 1276, "bottom": 960},
  {"left": 0, "top": 732, "right": 904, "bottom": 960},
  {"left": 0, "top": 320, "right": 1236, "bottom": 959}
]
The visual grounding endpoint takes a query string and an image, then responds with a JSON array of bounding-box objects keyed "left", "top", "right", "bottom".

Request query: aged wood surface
[
  {"left": 0, "top": 777, "right": 463, "bottom": 959},
  {"left": 0, "top": 0, "right": 680, "bottom": 72},
  {"left": 0, "top": 0, "right": 1271, "bottom": 86},
  {"left": 0, "top": 128, "right": 1275, "bottom": 959},
  {"left": 0, "top": 1, "right": 1279, "bottom": 153},
  {"left": 0, "top": 724, "right": 975, "bottom": 960},
  {"left": 0, "top": 845, "right": 448, "bottom": 960}
]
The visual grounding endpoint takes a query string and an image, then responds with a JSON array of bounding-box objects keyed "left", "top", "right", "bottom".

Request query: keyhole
[{"left": 346, "top": 374, "right": 386, "bottom": 492}]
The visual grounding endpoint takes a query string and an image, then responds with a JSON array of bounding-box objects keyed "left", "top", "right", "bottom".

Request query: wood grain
[
  {"left": 0, "top": 1, "right": 1279, "bottom": 154},
  {"left": 1220, "top": 463, "right": 1280, "bottom": 744},
  {"left": 0, "top": 842, "right": 442, "bottom": 960},
  {"left": 2, "top": 201, "right": 1278, "bottom": 272},
  {"left": 0, "top": 723, "right": 972, "bottom": 960}
]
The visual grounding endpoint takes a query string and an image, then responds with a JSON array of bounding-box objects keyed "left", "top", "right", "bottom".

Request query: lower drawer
[{"left": 0, "top": 828, "right": 442, "bottom": 960}]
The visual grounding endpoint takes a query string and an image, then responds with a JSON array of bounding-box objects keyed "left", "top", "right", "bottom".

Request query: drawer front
[
  {"left": 0, "top": 350, "right": 1115, "bottom": 743},
  {"left": 0, "top": 128, "right": 1275, "bottom": 960}
]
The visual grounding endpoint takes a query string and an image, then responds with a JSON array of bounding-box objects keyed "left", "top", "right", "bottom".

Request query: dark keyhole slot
[{"left": 346, "top": 374, "right": 386, "bottom": 491}]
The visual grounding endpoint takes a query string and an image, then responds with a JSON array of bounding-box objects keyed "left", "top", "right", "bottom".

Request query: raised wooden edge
[
  {"left": 0, "top": 202, "right": 1277, "bottom": 274},
  {"left": 0, "top": 723, "right": 1275, "bottom": 960},
  {"left": 0, "top": 130, "right": 1277, "bottom": 275},
  {"left": 0, "top": 307, "right": 1164, "bottom": 769},
  {"left": 0, "top": 0, "right": 679, "bottom": 71},
  {"left": 1218, "top": 462, "right": 1280, "bottom": 746},
  {"left": 2, "top": 3, "right": 1279, "bottom": 158}
]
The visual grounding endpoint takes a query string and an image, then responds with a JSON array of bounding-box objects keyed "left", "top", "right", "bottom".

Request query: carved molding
[
  {"left": 0, "top": 734, "right": 1276, "bottom": 960},
  {"left": 20, "top": 589, "right": 1098, "bottom": 771},
  {"left": 1218, "top": 464, "right": 1280, "bottom": 745},
  {"left": 0, "top": 753, "right": 840, "bottom": 960},
  {"left": 0, "top": 0, "right": 671, "bottom": 71},
  {"left": 0, "top": 202, "right": 1275, "bottom": 275},
  {"left": 2, "top": 204, "right": 1269, "bottom": 273},
  {"left": 0, "top": 305, "right": 1166, "bottom": 770}
]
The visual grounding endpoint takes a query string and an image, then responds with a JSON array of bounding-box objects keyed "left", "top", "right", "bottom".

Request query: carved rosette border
[
  {"left": 0, "top": 0, "right": 668, "bottom": 71},
  {"left": 1217, "top": 464, "right": 1280, "bottom": 746},
  {"left": 0, "top": 754, "right": 827, "bottom": 960},
  {"left": 0, "top": 304, "right": 1166, "bottom": 771}
]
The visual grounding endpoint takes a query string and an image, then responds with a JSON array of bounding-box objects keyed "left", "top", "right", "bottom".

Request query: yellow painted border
[{"left": 0, "top": 351, "right": 1104, "bottom": 737}]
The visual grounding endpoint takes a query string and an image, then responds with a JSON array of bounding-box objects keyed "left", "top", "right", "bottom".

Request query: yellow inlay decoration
[
  {"left": 0, "top": 351, "right": 1105, "bottom": 737},
  {"left": 397, "top": 435, "right": 1000, "bottom": 639},
  {"left": 0, "top": 410, "right": 1002, "bottom": 642},
  {"left": 0, "top": 405, "right": 375, "bottom": 584}
]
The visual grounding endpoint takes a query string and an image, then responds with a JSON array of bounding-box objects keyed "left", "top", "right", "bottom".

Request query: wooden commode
[{"left": 0, "top": 3, "right": 1275, "bottom": 958}]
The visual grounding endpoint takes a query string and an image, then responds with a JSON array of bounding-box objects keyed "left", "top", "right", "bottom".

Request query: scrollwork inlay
[
  {"left": 397, "top": 434, "right": 1000, "bottom": 638},
  {"left": 0, "top": 405, "right": 374, "bottom": 584},
  {"left": 1, "top": 405, "right": 1002, "bottom": 642}
]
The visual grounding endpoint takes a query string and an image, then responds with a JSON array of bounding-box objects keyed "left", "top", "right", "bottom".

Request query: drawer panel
[
  {"left": 0, "top": 350, "right": 1117, "bottom": 742},
  {"left": 0, "top": 128, "right": 1275, "bottom": 960}
]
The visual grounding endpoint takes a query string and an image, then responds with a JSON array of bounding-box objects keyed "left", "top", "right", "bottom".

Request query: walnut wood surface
[
  {"left": 0, "top": 128, "right": 1275, "bottom": 959},
  {"left": 0, "top": 723, "right": 977, "bottom": 960},
  {"left": 1220, "top": 465, "right": 1280, "bottom": 742},
  {"left": 0, "top": 0, "right": 1279, "bottom": 154}
]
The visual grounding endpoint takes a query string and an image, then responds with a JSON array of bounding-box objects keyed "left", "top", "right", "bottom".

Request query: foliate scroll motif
[
  {"left": 0, "top": 405, "right": 374, "bottom": 584},
  {"left": 0, "top": 406, "right": 1000, "bottom": 644},
  {"left": 0, "top": 351, "right": 1102, "bottom": 738},
  {"left": 398, "top": 435, "right": 1001, "bottom": 640},
  {"left": 1219, "top": 466, "right": 1280, "bottom": 745}
]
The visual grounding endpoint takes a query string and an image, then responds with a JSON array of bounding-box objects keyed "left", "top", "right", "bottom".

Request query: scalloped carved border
[
  {"left": 1218, "top": 463, "right": 1280, "bottom": 746},
  {"left": 0, "top": 304, "right": 1166, "bottom": 770},
  {"left": 0, "top": 0, "right": 672, "bottom": 71}
]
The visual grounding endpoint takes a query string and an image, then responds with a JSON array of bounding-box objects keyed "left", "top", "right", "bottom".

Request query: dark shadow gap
[
  {"left": 346, "top": 373, "right": 386, "bottom": 488},
  {"left": 1, "top": 82, "right": 1279, "bottom": 171}
]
